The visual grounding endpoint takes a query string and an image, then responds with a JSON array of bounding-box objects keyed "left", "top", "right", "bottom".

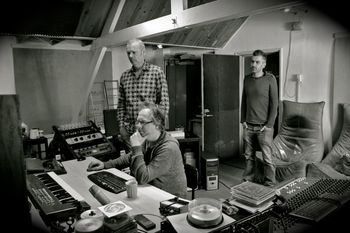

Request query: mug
[
  {"left": 125, "top": 179, "right": 138, "bottom": 198},
  {"left": 29, "top": 128, "right": 39, "bottom": 139}
]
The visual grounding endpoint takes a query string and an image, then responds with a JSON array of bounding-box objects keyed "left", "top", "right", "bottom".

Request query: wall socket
[{"left": 295, "top": 74, "right": 303, "bottom": 83}]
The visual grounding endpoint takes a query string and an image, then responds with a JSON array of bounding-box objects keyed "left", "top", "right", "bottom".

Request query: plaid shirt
[{"left": 117, "top": 62, "right": 169, "bottom": 134}]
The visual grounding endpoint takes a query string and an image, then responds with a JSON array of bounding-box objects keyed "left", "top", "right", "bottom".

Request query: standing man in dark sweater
[{"left": 240, "top": 50, "right": 278, "bottom": 186}]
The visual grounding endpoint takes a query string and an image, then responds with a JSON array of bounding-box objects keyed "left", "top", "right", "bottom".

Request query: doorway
[
  {"left": 166, "top": 55, "right": 202, "bottom": 131},
  {"left": 201, "top": 54, "right": 240, "bottom": 161}
]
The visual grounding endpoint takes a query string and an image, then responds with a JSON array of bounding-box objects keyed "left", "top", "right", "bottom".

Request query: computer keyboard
[{"left": 87, "top": 171, "right": 127, "bottom": 194}]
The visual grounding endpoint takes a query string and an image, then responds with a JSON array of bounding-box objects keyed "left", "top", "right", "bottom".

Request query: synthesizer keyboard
[{"left": 27, "top": 172, "right": 85, "bottom": 220}]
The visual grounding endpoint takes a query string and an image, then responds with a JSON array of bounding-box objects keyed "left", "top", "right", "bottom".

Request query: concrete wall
[
  {"left": 11, "top": 46, "right": 112, "bottom": 133},
  {"left": 0, "top": 37, "right": 16, "bottom": 94}
]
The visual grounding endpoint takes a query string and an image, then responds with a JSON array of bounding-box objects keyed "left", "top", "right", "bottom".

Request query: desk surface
[
  {"left": 31, "top": 157, "right": 235, "bottom": 233},
  {"left": 59, "top": 157, "right": 175, "bottom": 232}
]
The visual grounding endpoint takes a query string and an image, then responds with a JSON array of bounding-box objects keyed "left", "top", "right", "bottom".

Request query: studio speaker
[{"left": 103, "top": 109, "right": 119, "bottom": 137}]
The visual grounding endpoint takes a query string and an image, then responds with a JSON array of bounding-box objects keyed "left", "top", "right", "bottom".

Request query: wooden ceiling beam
[
  {"left": 75, "top": 0, "right": 115, "bottom": 37},
  {"left": 92, "top": 0, "right": 303, "bottom": 49}
]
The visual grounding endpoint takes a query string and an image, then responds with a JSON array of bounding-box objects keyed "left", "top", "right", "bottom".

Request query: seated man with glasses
[{"left": 87, "top": 102, "right": 187, "bottom": 198}]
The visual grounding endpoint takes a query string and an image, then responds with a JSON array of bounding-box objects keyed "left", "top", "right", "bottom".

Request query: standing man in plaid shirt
[{"left": 117, "top": 39, "right": 169, "bottom": 150}]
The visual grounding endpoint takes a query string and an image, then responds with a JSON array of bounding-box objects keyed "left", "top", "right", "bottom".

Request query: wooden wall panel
[{"left": 115, "top": 0, "right": 171, "bottom": 30}]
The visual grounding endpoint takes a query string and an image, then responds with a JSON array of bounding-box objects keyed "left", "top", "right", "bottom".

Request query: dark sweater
[
  {"left": 104, "top": 131, "right": 187, "bottom": 198},
  {"left": 241, "top": 72, "right": 278, "bottom": 128}
]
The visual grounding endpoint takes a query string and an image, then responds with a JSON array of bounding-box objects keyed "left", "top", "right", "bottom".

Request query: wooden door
[{"left": 202, "top": 54, "right": 240, "bottom": 160}]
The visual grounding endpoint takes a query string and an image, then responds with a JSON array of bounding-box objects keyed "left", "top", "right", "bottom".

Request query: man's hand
[
  {"left": 130, "top": 131, "right": 146, "bottom": 147},
  {"left": 261, "top": 126, "right": 271, "bottom": 132},
  {"left": 119, "top": 125, "right": 130, "bottom": 142},
  {"left": 87, "top": 160, "right": 104, "bottom": 171},
  {"left": 242, "top": 122, "right": 248, "bottom": 129}
]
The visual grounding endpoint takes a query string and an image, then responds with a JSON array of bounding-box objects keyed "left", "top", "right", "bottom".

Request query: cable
[
  {"left": 142, "top": 213, "right": 165, "bottom": 220},
  {"left": 219, "top": 180, "right": 231, "bottom": 190},
  {"left": 88, "top": 92, "right": 97, "bottom": 123},
  {"left": 283, "top": 30, "right": 296, "bottom": 98},
  {"left": 221, "top": 161, "right": 245, "bottom": 170},
  {"left": 270, "top": 210, "right": 288, "bottom": 233},
  {"left": 247, "top": 222, "right": 260, "bottom": 233}
]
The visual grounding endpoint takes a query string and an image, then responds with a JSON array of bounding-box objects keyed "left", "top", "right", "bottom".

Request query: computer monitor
[{"left": 103, "top": 109, "right": 119, "bottom": 137}]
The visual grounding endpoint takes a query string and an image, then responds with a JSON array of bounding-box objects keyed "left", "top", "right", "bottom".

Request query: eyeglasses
[{"left": 136, "top": 120, "right": 153, "bottom": 126}]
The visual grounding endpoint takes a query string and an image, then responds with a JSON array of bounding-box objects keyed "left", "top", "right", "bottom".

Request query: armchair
[
  {"left": 256, "top": 100, "right": 325, "bottom": 183},
  {"left": 307, "top": 103, "right": 350, "bottom": 179}
]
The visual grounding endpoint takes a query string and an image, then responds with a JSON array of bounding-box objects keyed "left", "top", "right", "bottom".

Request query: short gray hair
[
  {"left": 127, "top": 39, "right": 145, "bottom": 52},
  {"left": 139, "top": 102, "right": 165, "bottom": 131}
]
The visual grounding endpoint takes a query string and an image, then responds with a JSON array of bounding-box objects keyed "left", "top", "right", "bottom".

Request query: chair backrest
[
  {"left": 184, "top": 164, "right": 198, "bottom": 200},
  {"left": 323, "top": 103, "right": 350, "bottom": 175},
  {"left": 272, "top": 100, "right": 325, "bottom": 163}
]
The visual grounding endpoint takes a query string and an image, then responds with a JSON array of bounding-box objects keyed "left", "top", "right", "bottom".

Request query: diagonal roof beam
[
  {"left": 102, "top": 0, "right": 126, "bottom": 35},
  {"left": 92, "top": 0, "right": 303, "bottom": 49},
  {"left": 72, "top": 0, "right": 126, "bottom": 123}
]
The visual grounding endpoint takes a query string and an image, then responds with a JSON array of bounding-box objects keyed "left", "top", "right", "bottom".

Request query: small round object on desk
[
  {"left": 80, "top": 209, "right": 104, "bottom": 221},
  {"left": 74, "top": 218, "right": 104, "bottom": 233}
]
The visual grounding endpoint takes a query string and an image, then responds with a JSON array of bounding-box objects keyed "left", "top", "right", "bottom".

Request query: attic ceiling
[
  {"left": 0, "top": 0, "right": 246, "bottom": 48},
  {"left": 0, "top": 0, "right": 307, "bottom": 48}
]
